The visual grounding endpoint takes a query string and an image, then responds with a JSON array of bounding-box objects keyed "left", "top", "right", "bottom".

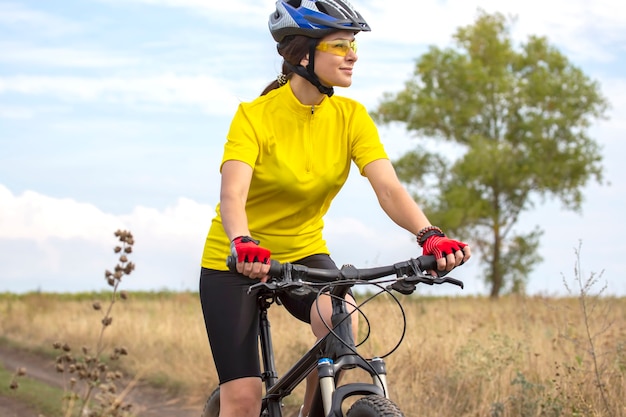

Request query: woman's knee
[
  {"left": 309, "top": 294, "right": 358, "bottom": 339},
  {"left": 310, "top": 294, "right": 333, "bottom": 338},
  {"left": 219, "top": 377, "right": 262, "bottom": 415}
]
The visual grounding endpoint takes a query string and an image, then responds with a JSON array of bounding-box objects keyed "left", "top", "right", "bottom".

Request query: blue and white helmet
[{"left": 269, "top": 0, "right": 371, "bottom": 43}]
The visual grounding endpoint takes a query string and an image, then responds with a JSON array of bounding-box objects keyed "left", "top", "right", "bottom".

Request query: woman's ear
[{"left": 300, "top": 53, "right": 309, "bottom": 67}]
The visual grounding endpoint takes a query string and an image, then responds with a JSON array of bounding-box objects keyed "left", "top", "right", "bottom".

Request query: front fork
[
  {"left": 317, "top": 356, "right": 389, "bottom": 417},
  {"left": 368, "top": 357, "right": 389, "bottom": 396},
  {"left": 317, "top": 358, "right": 335, "bottom": 414}
]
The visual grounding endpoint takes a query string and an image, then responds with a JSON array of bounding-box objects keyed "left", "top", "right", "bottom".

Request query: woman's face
[{"left": 311, "top": 31, "right": 358, "bottom": 88}]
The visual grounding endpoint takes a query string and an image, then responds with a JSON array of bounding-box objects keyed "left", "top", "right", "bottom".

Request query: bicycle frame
[{"left": 257, "top": 279, "right": 389, "bottom": 417}]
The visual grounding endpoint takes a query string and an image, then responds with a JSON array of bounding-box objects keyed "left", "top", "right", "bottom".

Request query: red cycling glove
[
  {"left": 418, "top": 227, "right": 467, "bottom": 260},
  {"left": 230, "top": 236, "right": 271, "bottom": 264}
]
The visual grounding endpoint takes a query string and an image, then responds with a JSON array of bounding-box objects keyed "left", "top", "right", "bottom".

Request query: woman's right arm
[
  {"left": 219, "top": 160, "right": 253, "bottom": 241},
  {"left": 220, "top": 160, "right": 270, "bottom": 279}
]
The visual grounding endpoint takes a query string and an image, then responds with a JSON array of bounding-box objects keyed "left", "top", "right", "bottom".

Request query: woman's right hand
[{"left": 230, "top": 236, "right": 271, "bottom": 281}]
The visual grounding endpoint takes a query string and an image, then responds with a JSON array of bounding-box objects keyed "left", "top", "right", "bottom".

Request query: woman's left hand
[{"left": 422, "top": 235, "right": 471, "bottom": 272}]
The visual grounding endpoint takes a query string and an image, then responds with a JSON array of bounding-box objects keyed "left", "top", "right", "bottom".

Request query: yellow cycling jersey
[{"left": 201, "top": 81, "right": 388, "bottom": 270}]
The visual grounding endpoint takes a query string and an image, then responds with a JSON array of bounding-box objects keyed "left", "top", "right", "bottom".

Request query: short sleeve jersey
[{"left": 201, "top": 82, "right": 388, "bottom": 270}]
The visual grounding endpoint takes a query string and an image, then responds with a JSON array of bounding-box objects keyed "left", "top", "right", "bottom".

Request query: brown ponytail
[{"left": 260, "top": 35, "right": 312, "bottom": 96}]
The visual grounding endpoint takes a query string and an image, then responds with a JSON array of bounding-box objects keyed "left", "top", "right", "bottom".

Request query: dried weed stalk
[
  {"left": 558, "top": 241, "right": 618, "bottom": 417},
  {"left": 53, "top": 229, "right": 137, "bottom": 417},
  {"left": 8, "top": 367, "right": 26, "bottom": 391}
]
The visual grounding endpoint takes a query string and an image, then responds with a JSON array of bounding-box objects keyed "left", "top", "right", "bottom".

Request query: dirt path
[
  {"left": 0, "top": 395, "right": 39, "bottom": 417},
  {"left": 0, "top": 343, "right": 201, "bottom": 417}
]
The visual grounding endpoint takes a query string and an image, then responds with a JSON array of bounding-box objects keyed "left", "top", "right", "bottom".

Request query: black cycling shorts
[{"left": 199, "top": 254, "right": 339, "bottom": 384}]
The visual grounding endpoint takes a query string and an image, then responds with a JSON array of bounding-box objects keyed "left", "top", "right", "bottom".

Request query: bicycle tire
[
  {"left": 346, "top": 395, "right": 405, "bottom": 417},
  {"left": 201, "top": 386, "right": 220, "bottom": 417}
]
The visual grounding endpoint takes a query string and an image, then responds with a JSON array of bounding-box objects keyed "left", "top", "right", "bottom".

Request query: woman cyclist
[{"left": 199, "top": 1, "right": 471, "bottom": 416}]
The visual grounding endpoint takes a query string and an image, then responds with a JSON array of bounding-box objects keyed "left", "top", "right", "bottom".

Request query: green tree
[{"left": 372, "top": 11, "right": 608, "bottom": 297}]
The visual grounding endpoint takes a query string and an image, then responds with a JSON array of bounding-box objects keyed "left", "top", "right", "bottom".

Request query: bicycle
[{"left": 202, "top": 255, "right": 464, "bottom": 417}]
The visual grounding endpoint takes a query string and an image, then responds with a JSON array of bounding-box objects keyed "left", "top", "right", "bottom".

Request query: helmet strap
[{"left": 286, "top": 38, "right": 334, "bottom": 97}]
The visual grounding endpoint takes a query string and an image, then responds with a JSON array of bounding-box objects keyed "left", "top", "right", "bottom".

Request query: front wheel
[
  {"left": 346, "top": 395, "right": 404, "bottom": 417},
  {"left": 201, "top": 386, "right": 220, "bottom": 417}
]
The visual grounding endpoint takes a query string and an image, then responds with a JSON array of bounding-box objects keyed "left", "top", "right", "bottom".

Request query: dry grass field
[{"left": 1, "top": 284, "right": 624, "bottom": 417}]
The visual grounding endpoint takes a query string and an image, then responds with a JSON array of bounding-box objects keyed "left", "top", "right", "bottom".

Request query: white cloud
[
  {"left": 0, "top": 2, "right": 82, "bottom": 35},
  {"left": 361, "top": 0, "right": 626, "bottom": 63},
  {"left": 121, "top": 197, "right": 214, "bottom": 244},
  {"left": 0, "top": 185, "right": 123, "bottom": 242},
  {"left": 600, "top": 77, "right": 626, "bottom": 132},
  {"left": 0, "top": 42, "right": 142, "bottom": 68},
  {"left": 99, "top": 0, "right": 273, "bottom": 24},
  {"left": 0, "top": 184, "right": 213, "bottom": 245},
  {"left": 3, "top": 0, "right": 623, "bottom": 119},
  {"left": 0, "top": 185, "right": 214, "bottom": 292},
  {"left": 0, "top": 105, "right": 34, "bottom": 120},
  {"left": 0, "top": 74, "right": 242, "bottom": 116}
]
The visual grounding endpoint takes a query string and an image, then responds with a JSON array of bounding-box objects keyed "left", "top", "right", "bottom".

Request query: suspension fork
[{"left": 313, "top": 280, "right": 357, "bottom": 417}]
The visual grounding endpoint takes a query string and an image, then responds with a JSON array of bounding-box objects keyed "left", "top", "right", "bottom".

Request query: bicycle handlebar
[{"left": 226, "top": 255, "right": 464, "bottom": 295}]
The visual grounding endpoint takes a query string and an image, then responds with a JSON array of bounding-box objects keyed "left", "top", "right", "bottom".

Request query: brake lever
[
  {"left": 248, "top": 281, "right": 276, "bottom": 294},
  {"left": 408, "top": 276, "right": 463, "bottom": 288},
  {"left": 247, "top": 279, "right": 306, "bottom": 294},
  {"left": 440, "top": 277, "right": 464, "bottom": 288},
  {"left": 390, "top": 272, "right": 464, "bottom": 294}
]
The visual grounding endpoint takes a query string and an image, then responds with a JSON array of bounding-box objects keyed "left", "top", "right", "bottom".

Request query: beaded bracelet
[{"left": 416, "top": 226, "right": 444, "bottom": 247}]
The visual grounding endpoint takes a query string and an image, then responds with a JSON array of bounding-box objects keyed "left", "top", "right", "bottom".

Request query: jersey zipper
[{"left": 306, "top": 105, "right": 315, "bottom": 173}]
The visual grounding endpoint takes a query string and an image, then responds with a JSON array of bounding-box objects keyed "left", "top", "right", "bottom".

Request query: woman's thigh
[{"left": 199, "top": 268, "right": 261, "bottom": 384}]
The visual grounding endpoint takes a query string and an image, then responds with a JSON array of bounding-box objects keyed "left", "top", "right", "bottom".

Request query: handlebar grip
[
  {"left": 226, "top": 256, "right": 283, "bottom": 276},
  {"left": 418, "top": 255, "right": 455, "bottom": 278},
  {"left": 418, "top": 255, "right": 437, "bottom": 271},
  {"left": 268, "top": 259, "right": 282, "bottom": 276},
  {"left": 226, "top": 255, "right": 237, "bottom": 272}
]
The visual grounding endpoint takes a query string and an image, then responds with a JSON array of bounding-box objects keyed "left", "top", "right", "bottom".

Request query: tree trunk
[{"left": 490, "top": 226, "right": 502, "bottom": 298}]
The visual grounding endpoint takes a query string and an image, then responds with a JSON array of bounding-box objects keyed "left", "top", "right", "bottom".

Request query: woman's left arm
[
  {"left": 363, "top": 159, "right": 471, "bottom": 271},
  {"left": 363, "top": 159, "right": 430, "bottom": 235}
]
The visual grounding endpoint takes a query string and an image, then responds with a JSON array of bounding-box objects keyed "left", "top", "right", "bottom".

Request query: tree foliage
[{"left": 372, "top": 11, "right": 608, "bottom": 297}]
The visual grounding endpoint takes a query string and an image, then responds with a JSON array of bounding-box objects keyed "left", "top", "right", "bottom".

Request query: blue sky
[{"left": 1, "top": 0, "right": 625, "bottom": 296}]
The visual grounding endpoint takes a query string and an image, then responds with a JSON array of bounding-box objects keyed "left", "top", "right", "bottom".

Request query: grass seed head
[{"left": 123, "top": 263, "right": 135, "bottom": 275}]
